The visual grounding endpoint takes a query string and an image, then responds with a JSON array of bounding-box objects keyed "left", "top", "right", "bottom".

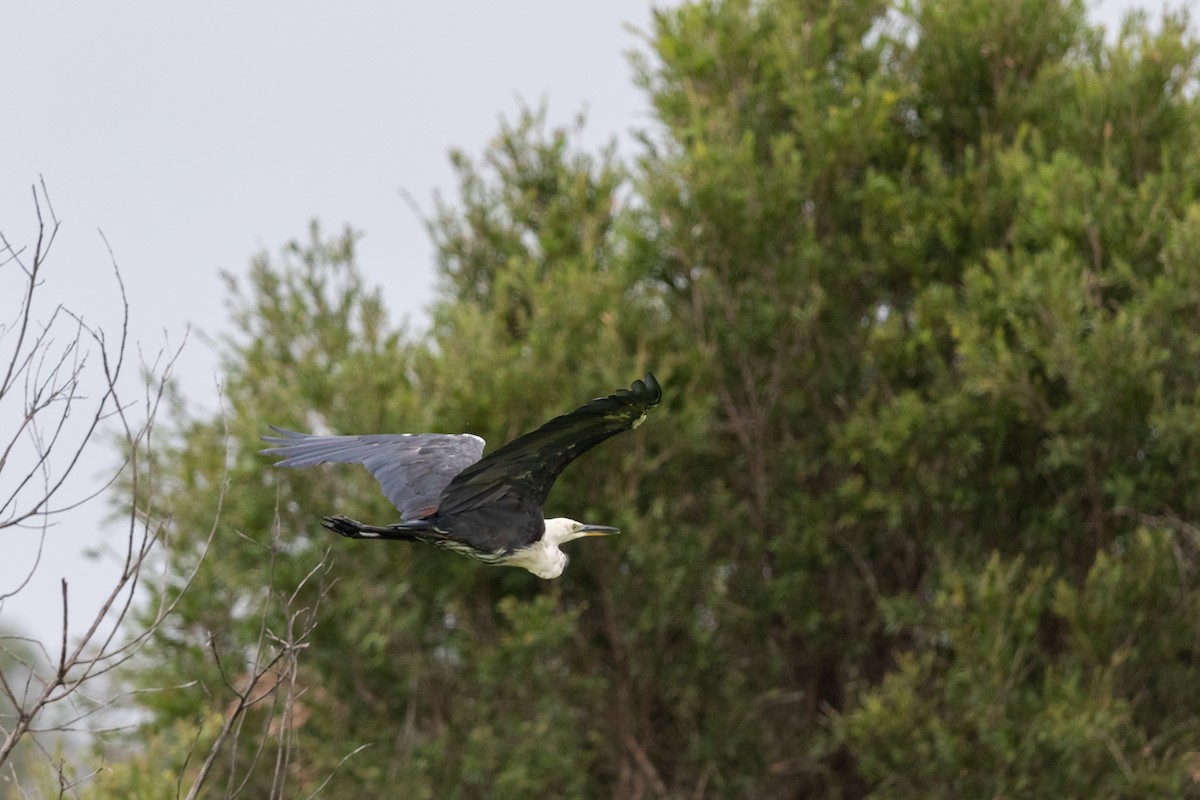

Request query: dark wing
[
  {"left": 434, "top": 373, "right": 661, "bottom": 517},
  {"left": 261, "top": 427, "right": 486, "bottom": 521}
]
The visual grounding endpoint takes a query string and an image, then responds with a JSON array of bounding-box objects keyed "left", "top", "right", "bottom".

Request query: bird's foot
[{"left": 321, "top": 515, "right": 371, "bottom": 539}]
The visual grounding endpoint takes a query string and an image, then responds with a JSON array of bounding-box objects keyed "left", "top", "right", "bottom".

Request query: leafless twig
[
  {"left": 0, "top": 183, "right": 202, "bottom": 781},
  {"left": 0, "top": 182, "right": 358, "bottom": 799}
]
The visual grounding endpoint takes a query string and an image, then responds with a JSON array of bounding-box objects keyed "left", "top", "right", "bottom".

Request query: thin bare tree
[{"left": 0, "top": 183, "right": 349, "bottom": 798}]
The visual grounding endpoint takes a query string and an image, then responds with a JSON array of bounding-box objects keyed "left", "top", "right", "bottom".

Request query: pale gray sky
[{"left": 0, "top": 0, "right": 1148, "bottom": 650}]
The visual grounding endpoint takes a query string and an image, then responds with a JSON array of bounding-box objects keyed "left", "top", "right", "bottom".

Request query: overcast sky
[{"left": 0, "top": 0, "right": 1146, "bottom": 651}]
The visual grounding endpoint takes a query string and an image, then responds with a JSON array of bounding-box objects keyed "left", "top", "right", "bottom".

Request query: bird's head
[{"left": 543, "top": 517, "right": 620, "bottom": 548}]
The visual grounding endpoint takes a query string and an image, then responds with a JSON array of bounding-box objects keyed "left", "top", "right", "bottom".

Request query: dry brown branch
[
  {"left": 0, "top": 182, "right": 208, "bottom": 786},
  {"left": 182, "top": 531, "right": 334, "bottom": 800},
  {"left": 0, "top": 183, "right": 358, "bottom": 799}
]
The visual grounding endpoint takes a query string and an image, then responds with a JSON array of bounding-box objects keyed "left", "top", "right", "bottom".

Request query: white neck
[
  {"left": 506, "top": 539, "right": 568, "bottom": 580},
  {"left": 505, "top": 518, "right": 587, "bottom": 580}
]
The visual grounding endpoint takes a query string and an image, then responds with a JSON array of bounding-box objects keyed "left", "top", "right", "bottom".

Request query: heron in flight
[{"left": 261, "top": 374, "right": 661, "bottom": 579}]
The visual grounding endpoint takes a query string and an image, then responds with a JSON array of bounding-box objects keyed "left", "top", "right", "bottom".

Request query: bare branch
[
  {"left": 57, "top": 580, "right": 67, "bottom": 682},
  {"left": 0, "top": 182, "right": 356, "bottom": 799},
  {"left": 182, "top": 547, "right": 333, "bottom": 800},
  {"left": 0, "top": 184, "right": 203, "bottom": 781}
]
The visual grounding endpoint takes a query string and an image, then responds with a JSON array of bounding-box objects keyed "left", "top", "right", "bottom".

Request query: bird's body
[{"left": 262, "top": 374, "right": 661, "bottom": 579}]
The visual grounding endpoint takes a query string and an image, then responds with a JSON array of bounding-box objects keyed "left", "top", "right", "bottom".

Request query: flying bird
[{"left": 261, "top": 373, "right": 661, "bottom": 579}]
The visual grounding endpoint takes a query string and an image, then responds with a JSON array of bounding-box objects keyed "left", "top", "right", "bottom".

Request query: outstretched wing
[
  {"left": 261, "top": 427, "right": 486, "bottom": 521},
  {"left": 435, "top": 373, "right": 662, "bottom": 517}
]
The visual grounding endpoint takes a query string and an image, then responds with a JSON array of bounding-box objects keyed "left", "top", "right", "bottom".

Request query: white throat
[
  {"left": 506, "top": 538, "right": 569, "bottom": 580},
  {"left": 505, "top": 518, "right": 591, "bottom": 580}
]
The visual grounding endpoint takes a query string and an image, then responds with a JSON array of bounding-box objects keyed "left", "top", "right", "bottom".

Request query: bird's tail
[{"left": 321, "top": 515, "right": 437, "bottom": 542}]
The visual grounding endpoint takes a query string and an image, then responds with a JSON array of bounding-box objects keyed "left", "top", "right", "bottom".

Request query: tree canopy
[{"left": 72, "top": 0, "right": 1200, "bottom": 796}]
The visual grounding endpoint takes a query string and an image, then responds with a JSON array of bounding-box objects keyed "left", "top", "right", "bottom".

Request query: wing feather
[
  {"left": 261, "top": 428, "right": 486, "bottom": 521},
  {"left": 435, "top": 373, "right": 662, "bottom": 517}
]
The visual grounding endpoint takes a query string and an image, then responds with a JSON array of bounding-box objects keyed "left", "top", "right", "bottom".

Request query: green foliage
[
  {"left": 840, "top": 535, "right": 1200, "bottom": 797},
  {"left": 0, "top": 633, "right": 40, "bottom": 797},
  {"left": 77, "top": 0, "right": 1200, "bottom": 797},
  {"left": 41, "top": 716, "right": 226, "bottom": 800}
]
